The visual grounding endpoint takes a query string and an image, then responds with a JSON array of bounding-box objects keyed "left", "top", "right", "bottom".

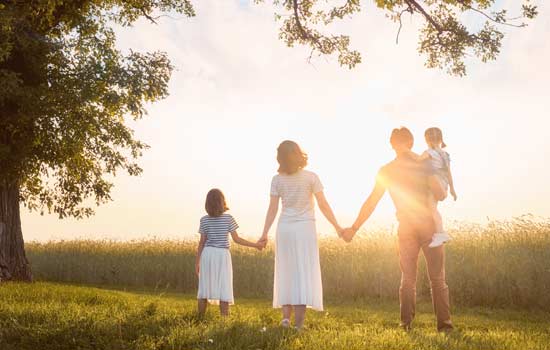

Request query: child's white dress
[
  {"left": 270, "top": 169, "right": 324, "bottom": 311},
  {"left": 197, "top": 213, "right": 238, "bottom": 304}
]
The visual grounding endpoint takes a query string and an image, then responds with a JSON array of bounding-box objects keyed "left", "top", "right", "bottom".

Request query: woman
[{"left": 258, "top": 140, "right": 342, "bottom": 329}]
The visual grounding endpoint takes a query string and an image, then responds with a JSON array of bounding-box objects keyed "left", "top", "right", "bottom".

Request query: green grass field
[
  {"left": 26, "top": 217, "right": 550, "bottom": 310},
  {"left": 5, "top": 217, "right": 549, "bottom": 349},
  {"left": 1, "top": 282, "right": 549, "bottom": 350}
]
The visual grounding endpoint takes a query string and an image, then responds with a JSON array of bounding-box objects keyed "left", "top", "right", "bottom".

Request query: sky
[{"left": 21, "top": 0, "right": 550, "bottom": 241}]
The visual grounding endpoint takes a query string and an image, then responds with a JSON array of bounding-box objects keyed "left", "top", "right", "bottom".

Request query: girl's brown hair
[
  {"left": 425, "top": 127, "right": 447, "bottom": 148},
  {"left": 205, "top": 189, "right": 229, "bottom": 217},
  {"left": 277, "top": 140, "right": 308, "bottom": 175}
]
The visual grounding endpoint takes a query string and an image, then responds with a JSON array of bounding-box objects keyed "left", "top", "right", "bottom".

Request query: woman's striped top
[{"left": 198, "top": 213, "right": 239, "bottom": 249}]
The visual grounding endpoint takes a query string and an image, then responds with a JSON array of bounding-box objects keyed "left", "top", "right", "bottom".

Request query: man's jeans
[{"left": 398, "top": 218, "right": 453, "bottom": 331}]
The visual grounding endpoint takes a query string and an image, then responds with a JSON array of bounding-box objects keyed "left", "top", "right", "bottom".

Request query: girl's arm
[
  {"left": 195, "top": 234, "right": 207, "bottom": 276},
  {"left": 447, "top": 164, "right": 457, "bottom": 201},
  {"left": 315, "top": 191, "right": 343, "bottom": 236},
  {"left": 231, "top": 231, "right": 262, "bottom": 250},
  {"left": 259, "top": 195, "right": 279, "bottom": 244}
]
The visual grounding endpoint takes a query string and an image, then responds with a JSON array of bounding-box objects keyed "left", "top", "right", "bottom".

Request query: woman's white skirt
[
  {"left": 197, "top": 246, "right": 234, "bottom": 304},
  {"left": 273, "top": 220, "right": 323, "bottom": 311}
]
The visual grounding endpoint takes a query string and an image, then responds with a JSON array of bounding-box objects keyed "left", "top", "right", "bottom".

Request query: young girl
[
  {"left": 418, "top": 127, "right": 457, "bottom": 248},
  {"left": 196, "top": 189, "right": 263, "bottom": 317}
]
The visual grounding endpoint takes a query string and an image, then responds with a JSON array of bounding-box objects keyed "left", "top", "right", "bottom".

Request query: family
[{"left": 195, "top": 127, "right": 456, "bottom": 332}]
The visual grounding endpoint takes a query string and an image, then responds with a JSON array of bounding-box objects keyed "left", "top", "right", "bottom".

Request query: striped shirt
[
  {"left": 198, "top": 213, "right": 239, "bottom": 249},
  {"left": 270, "top": 169, "right": 323, "bottom": 222}
]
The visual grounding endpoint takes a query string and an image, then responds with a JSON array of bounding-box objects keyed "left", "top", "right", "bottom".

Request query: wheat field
[{"left": 26, "top": 216, "right": 550, "bottom": 310}]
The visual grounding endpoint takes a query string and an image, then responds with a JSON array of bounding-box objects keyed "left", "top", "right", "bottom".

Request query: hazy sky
[{"left": 22, "top": 1, "right": 550, "bottom": 241}]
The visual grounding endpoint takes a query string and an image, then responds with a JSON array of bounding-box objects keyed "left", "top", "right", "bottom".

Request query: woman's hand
[
  {"left": 257, "top": 234, "right": 268, "bottom": 249},
  {"left": 195, "top": 261, "right": 200, "bottom": 276}
]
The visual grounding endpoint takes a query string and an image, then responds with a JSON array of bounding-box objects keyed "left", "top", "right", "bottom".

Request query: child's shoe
[{"left": 429, "top": 232, "right": 452, "bottom": 248}]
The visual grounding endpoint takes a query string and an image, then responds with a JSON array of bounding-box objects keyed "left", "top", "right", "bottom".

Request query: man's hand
[{"left": 341, "top": 227, "right": 357, "bottom": 242}]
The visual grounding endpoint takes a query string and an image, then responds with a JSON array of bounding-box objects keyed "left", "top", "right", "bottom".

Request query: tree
[
  {"left": 270, "top": 0, "right": 538, "bottom": 76},
  {"left": 0, "top": 0, "right": 194, "bottom": 281},
  {"left": 0, "top": 0, "right": 537, "bottom": 281}
]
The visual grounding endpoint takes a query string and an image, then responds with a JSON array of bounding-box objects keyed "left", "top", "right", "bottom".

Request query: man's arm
[{"left": 343, "top": 179, "right": 386, "bottom": 242}]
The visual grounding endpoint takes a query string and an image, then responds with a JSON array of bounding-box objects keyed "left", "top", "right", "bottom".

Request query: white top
[
  {"left": 270, "top": 169, "right": 323, "bottom": 222},
  {"left": 423, "top": 148, "right": 450, "bottom": 171}
]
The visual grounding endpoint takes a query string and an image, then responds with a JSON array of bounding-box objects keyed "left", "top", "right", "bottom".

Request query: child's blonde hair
[{"left": 424, "top": 127, "right": 447, "bottom": 148}]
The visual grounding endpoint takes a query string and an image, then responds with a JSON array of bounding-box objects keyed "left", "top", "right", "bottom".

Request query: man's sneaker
[{"left": 429, "top": 233, "right": 452, "bottom": 248}]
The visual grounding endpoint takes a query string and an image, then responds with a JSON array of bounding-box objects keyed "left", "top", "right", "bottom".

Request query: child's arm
[
  {"left": 195, "top": 234, "right": 207, "bottom": 276},
  {"left": 447, "top": 164, "right": 457, "bottom": 201},
  {"left": 231, "top": 231, "right": 262, "bottom": 250}
]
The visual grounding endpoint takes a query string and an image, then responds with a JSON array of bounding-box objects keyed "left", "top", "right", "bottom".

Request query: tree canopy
[
  {"left": 271, "top": 0, "right": 538, "bottom": 76},
  {"left": 0, "top": 1, "right": 194, "bottom": 219}
]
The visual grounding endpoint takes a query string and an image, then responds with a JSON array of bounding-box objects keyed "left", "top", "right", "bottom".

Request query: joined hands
[
  {"left": 341, "top": 227, "right": 357, "bottom": 242},
  {"left": 337, "top": 226, "right": 357, "bottom": 243},
  {"left": 256, "top": 235, "right": 268, "bottom": 250}
]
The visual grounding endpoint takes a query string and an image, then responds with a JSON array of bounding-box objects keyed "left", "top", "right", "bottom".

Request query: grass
[
  {"left": 1, "top": 282, "right": 549, "bottom": 350},
  {"left": 26, "top": 216, "right": 550, "bottom": 310}
]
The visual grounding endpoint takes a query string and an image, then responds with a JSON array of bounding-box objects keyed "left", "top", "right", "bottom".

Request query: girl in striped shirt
[{"left": 196, "top": 188, "right": 263, "bottom": 317}]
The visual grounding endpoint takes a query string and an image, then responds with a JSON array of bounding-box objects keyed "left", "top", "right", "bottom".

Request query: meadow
[
  {"left": 1, "top": 282, "right": 550, "bottom": 350},
  {"left": 1, "top": 217, "right": 550, "bottom": 349},
  {"left": 26, "top": 216, "right": 550, "bottom": 310}
]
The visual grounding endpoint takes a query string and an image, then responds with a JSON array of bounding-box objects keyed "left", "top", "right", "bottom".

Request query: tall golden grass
[{"left": 27, "top": 216, "right": 550, "bottom": 309}]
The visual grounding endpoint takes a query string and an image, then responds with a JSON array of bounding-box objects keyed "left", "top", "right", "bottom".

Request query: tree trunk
[{"left": 0, "top": 181, "right": 32, "bottom": 282}]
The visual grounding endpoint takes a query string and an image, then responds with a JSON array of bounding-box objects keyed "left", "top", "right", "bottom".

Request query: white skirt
[
  {"left": 273, "top": 220, "right": 323, "bottom": 311},
  {"left": 197, "top": 246, "right": 234, "bottom": 304}
]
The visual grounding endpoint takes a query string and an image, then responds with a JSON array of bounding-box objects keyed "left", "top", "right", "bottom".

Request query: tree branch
[
  {"left": 292, "top": 0, "right": 318, "bottom": 46},
  {"left": 455, "top": 0, "right": 526, "bottom": 28},
  {"left": 139, "top": 7, "right": 157, "bottom": 24},
  {"left": 395, "top": 4, "right": 414, "bottom": 45},
  {"left": 404, "top": 0, "right": 442, "bottom": 32}
]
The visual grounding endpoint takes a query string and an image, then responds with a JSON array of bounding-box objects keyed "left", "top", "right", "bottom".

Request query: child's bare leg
[
  {"left": 430, "top": 194, "right": 444, "bottom": 233},
  {"left": 281, "top": 305, "right": 292, "bottom": 326},
  {"left": 294, "top": 305, "right": 307, "bottom": 329},
  {"left": 198, "top": 298, "right": 208, "bottom": 317},
  {"left": 428, "top": 194, "right": 451, "bottom": 248},
  {"left": 219, "top": 301, "right": 230, "bottom": 317}
]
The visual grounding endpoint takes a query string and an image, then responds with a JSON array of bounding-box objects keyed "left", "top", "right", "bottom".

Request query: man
[{"left": 342, "top": 127, "right": 453, "bottom": 332}]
